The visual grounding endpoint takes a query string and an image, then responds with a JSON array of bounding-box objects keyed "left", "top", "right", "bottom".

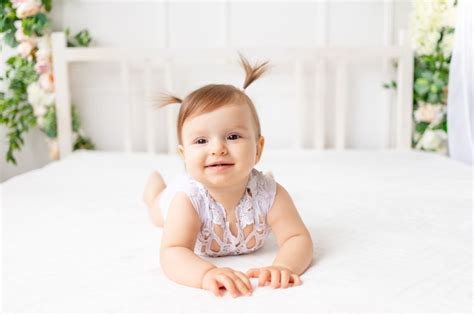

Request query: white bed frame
[{"left": 51, "top": 5, "right": 413, "bottom": 158}]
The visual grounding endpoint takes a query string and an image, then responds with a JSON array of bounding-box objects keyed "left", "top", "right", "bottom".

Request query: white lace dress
[{"left": 159, "top": 169, "right": 277, "bottom": 257}]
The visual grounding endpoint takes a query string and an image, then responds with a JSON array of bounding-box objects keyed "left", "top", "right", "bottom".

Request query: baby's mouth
[{"left": 205, "top": 163, "right": 235, "bottom": 169}]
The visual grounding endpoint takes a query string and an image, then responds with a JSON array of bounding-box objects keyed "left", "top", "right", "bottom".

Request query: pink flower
[
  {"left": 18, "top": 41, "right": 34, "bottom": 57},
  {"left": 414, "top": 103, "right": 445, "bottom": 124},
  {"left": 39, "top": 72, "right": 55, "bottom": 92},
  {"left": 15, "top": 0, "right": 42, "bottom": 18},
  {"left": 35, "top": 59, "right": 51, "bottom": 74},
  {"left": 13, "top": 20, "right": 28, "bottom": 41},
  {"left": 15, "top": 27, "right": 27, "bottom": 42},
  {"left": 10, "top": 0, "right": 28, "bottom": 9}
]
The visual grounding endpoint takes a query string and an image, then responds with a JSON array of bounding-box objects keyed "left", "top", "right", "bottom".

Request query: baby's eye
[
  {"left": 227, "top": 134, "right": 241, "bottom": 141},
  {"left": 195, "top": 138, "right": 207, "bottom": 144}
]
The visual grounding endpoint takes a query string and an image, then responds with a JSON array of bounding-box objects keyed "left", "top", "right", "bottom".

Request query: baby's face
[{"left": 178, "top": 104, "right": 264, "bottom": 190}]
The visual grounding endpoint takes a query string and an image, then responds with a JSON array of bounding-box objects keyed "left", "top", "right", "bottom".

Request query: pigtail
[
  {"left": 152, "top": 92, "right": 183, "bottom": 109},
  {"left": 238, "top": 53, "right": 270, "bottom": 90}
]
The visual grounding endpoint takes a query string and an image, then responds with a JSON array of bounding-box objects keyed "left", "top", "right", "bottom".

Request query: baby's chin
[{"left": 195, "top": 170, "right": 250, "bottom": 190}]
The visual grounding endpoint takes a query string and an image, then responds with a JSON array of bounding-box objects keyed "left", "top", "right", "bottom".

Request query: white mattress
[{"left": 2, "top": 149, "right": 472, "bottom": 312}]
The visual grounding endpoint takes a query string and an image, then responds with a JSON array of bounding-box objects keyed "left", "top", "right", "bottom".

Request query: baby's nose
[{"left": 210, "top": 140, "right": 227, "bottom": 155}]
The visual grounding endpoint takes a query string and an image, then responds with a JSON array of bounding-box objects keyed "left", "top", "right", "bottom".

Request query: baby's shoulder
[
  {"left": 167, "top": 173, "right": 207, "bottom": 220},
  {"left": 249, "top": 169, "right": 278, "bottom": 213}
]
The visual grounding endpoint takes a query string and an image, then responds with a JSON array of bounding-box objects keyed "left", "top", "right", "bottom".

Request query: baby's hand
[
  {"left": 201, "top": 267, "right": 253, "bottom": 298},
  {"left": 246, "top": 265, "right": 302, "bottom": 289}
]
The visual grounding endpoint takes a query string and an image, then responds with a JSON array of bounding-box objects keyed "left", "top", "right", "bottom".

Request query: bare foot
[{"left": 143, "top": 171, "right": 167, "bottom": 227}]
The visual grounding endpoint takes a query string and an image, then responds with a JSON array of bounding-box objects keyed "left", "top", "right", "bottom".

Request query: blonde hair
[{"left": 157, "top": 54, "right": 269, "bottom": 144}]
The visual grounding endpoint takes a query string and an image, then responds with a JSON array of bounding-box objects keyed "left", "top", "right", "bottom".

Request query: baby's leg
[{"left": 143, "top": 171, "right": 167, "bottom": 227}]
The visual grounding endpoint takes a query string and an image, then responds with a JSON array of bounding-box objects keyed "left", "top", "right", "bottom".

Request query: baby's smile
[{"left": 205, "top": 163, "right": 234, "bottom": 172}]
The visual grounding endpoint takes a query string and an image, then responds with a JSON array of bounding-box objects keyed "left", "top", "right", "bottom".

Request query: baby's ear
[
  {"left": 178, "top": 145, "right": 185, "bottom": 159},
  {"left": 256, "top": 136, "right": 265, "bottom": 163}
]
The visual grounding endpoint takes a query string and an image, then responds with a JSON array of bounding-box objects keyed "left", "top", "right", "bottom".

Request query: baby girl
[{"left": 143, "top": 55, "right": 313, "bottom": 298}]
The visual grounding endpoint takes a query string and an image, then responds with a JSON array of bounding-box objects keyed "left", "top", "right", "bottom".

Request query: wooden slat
[
  {"left": 164, "top": 62, "right": 178, "bottom": 154},
  {"left": 50, "top": 30, "right": 414, "bottom": 158},
  {"left": 144, "top": 60, "right": 156, "bottom": 153},
  {"left": 294, "top": 61, "right": 305, "bottom": 149},
  {"left": 120, "top": 61, "right": 133, "bottom": 152},
  {"left": 382, "top": 0, "right": 395, "bottom": 148},
  {"left": 314, "top": 59, "right": 326, "bottom": 150},
  {"left": 396, "top": 30, "right": 414, "bottom": 149},
  {"left": 51, "top": 32, "right": 73, "bottom": 158},
  {"left": 313, "top": 0, "right": 328, "bottom": 150},
  {"left": 334, "top": 61, "right": 348, "bottom": 150},
  {"left": 62, "top": 46, "right": 411, "bottom": 63}
]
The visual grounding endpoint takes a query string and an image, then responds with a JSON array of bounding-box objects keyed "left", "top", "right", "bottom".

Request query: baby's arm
[
  {"left": 246, "top": 183, "right": 313, "bottom": 288},
  {"left": 160, "top": 192, "right": 252, "bottom": 297}
]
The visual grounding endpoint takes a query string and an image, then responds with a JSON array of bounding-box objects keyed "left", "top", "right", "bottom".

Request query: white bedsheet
[{"left": 2, "top": 149, "right": 472, "bottom": 312}]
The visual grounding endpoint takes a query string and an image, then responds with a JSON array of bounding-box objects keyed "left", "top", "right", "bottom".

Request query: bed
[
  {"left": 2, "top": 149, "right": 471, "bottom": 312},
  {"left": 2, "top": 30, "right": 472, "bottom": 312}
]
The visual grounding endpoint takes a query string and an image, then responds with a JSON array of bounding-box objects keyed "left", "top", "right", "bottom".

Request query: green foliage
[
  {"left": 42, "top": 0, "right": 53, "bottom": 12},
  {"left": 6, "top": 55, "right": 39, "bottom": 90},
  {"left": 65, "top": 28, "right": 92, "bottom": 47},
  {"left": 74, "top": 134, "right": 95, "bottom": 151},
  {"left": 22, "top": 13, "right": 50, "bottom": 37},
  {"left": 382, "top": 80, "right": 397, "bottom": 89},
  {"left": 0, "top": 55, "right": 38, "bottom": 164},
  {"left": 42, "top": 104, "right": 56, "bottom": 138},
  {"left": 383, "top": 21, "right": 454, "bottom": 152},
  {"left": 0, "top": 1, "right": 19, "bottom": 47},
  {"left": 413, "top": 42, "right": 451, "bottom": 106},
  {"left": 41, "top": 103, "right": 95, "bottom": 151},
  {"left": 0, "top": 1, "right": 95, "bottom": 164}
]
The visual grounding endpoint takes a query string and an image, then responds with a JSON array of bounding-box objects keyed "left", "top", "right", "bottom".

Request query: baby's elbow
[
  {"left": 159, "top": 247, "right": 174, "bottom": 279},
  {"left": 305, "top": 234, "right": 314, "bottom": 267}
]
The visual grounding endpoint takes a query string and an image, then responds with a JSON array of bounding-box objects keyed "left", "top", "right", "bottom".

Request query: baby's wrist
[{"left": 200, "top": 266, "right": 217, "bottom": 288}]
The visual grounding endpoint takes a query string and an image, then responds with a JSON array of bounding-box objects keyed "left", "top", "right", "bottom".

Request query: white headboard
[{"left": 51, "top": 31, "right": 413, "bottom": 159}]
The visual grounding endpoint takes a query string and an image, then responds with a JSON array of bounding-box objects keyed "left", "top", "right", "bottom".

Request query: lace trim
[{"left": 188, "top": 169, "right": 275, "bottom": 257}]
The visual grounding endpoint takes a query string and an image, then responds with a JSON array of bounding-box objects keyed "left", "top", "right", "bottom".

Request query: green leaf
[
  {"left": 72, "top": 105, "right": 81, "bottom": 132},
  {"left": 414, "top": 78, "right": 430, "bottom": 96},
  {"left": 415, "top": 122, "right": 429, "bottom": 134},
  {"left": 74, "top": 135, "right": 95, "bottom": 151},
  {"left": 427, "top": 92, "right": 439, "bottom": 103},
  {"left": 42, "top": 105, "right": 57, "bottom": 138},
  {"left": 42, "top": 0, "right": 53, "bottom": 12},
  {"left": 421, "top": 71, "right": 433, "bottom": 80},
  {"left": 3, "top": 30, "right": 18, "bottom": 47}
]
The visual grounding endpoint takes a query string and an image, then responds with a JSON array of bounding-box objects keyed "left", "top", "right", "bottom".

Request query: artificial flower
[
  {"left": 15, "top": 0, "right": 42, "bottom": 19},
  {"left": 27, "top": 82, "right": 55, "bottom": 114},
  {"left": 34, "top": 59, "right": 51, "bottom": 74},
  {"left": 414, "top": 102, "right": 445, "bottom": 125},
  {"left": 39, "top": 72, "right": 55, "bottom": 92},
  {"left": 417, "top": 129, "right": 448, "bottom": 152},
  {"left": 17, "top": 40, "right": 34, "bottom": 57}
]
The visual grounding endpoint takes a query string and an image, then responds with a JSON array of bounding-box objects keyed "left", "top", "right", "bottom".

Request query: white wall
[{"left": 0, "top": 0, "right": 412, "bottom": 183}]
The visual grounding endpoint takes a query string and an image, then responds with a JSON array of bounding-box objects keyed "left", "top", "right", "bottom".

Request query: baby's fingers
[
  {"left": 280, "top": 270, "right": 291, "bottom": 289},
  {"left": 246, "top": 268, "right": 269, "bottom": 286},
  {"left": 215, "top": 274, "right": 239, "bottom": 298},
  {"left": 270, "top": 269, "right": 281, "bottom": 288},
  {"left": 258, "top": 269, "right": 271, "bottom": 287},
  {"left": 233, "top": 271, "right": 253, "bottom": 294},
  {"left": 207, "top": 279, "right": 222, "bottom": 297},
  {"left": 232, "top": 276, "right": 252, "bottom": 296},
  {"left": 290, "top": 274, "right": 302, "bottom": 286},
  {"left": 245, "top": 268, "right": 260, "bottom": 278}
]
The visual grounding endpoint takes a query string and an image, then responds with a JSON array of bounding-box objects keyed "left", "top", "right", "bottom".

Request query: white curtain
[{"left": 447, "top": 0, "right": 473, "bottom": 165}]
